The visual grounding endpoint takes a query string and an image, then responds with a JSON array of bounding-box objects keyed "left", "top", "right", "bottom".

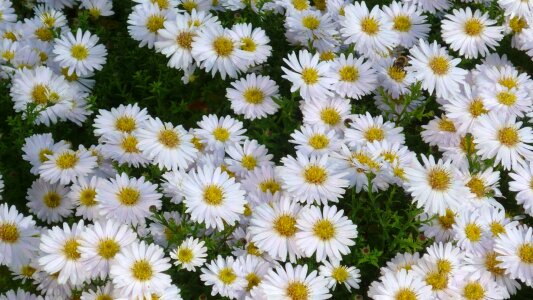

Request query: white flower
[
  {"left": 226, "top": 73, "right": 280, "bottom": 120},
  {"left": 39, "top": 148, "right": 97, "bottom": 185},
  {"left": 328, "top": 53, "right": 377, "bottom": 99},
  {"left": 182, "top": 165, "right": 246, "bottom": 230},
  {"left": 110, "top": 241, "right": 172, "bottom": 298},
  {"left": 494, "top": 225, "right": 533, "bottom": 287},
  {"left": 22, "top": 133, "right": 70, "bottom": 175},
  {"left": 224, "top": 139, "right": 274, "bottom": 178},
  {"left": 0, "top": 204, "right": 40, "bottom": 269},
  {"left": 368, "top": 269, "right": 432, "bottom": 299},
  {"left": 93, "top": 103, "right": 149, "bottom": 138},
  {"left": 26, "top": 178, "right": 73, "bottom": 224},
  {"left": 230, "top": 23, "right": 271, "bottom": 66},
  {"left": 154, "top": 13, "right": 196, "bottom": 70},
  {"left": 381, "top": 252, "right": 421, "bottom": 275},
  {"left": 128, "top": 3, "right": 175, "bottom": 49},
  {"left": 200, "top": 255, "right": 247, "bottom": 298},
  {"left": 281, "top": 50, "right": 335, "bottom": 102},
  {"left": 170, "top": 237, "right": 207, "bottom": 271},
  {"left": 295, "top": 204, "right": 357, "bottom": 262},
  {"left": 97, "top": 173, "right": 162, "bottom": 225},
  {"left": 319, "top": 260, "right": 361, "bottom": 291},
  {"left": 53, "top": 29, "right": 107, "bottom": 76},
  {"left": 375, "top": 56, "right": 416, "bottom": 98},
  {"left": 290, "top": 124, "right": 342, "bottom": 156},
  {"left": 195, "top": 114, "right": 246, "bottom": 150},
  {"left": 301, "top": 96, "right": 351, "bottom": 133},
  {"left": 447, "top": 271, "right": 505, "bottom": 299},
  {"left": 68, "top": 175, "right": 102, "bottom": 221},
  {"left": 38, "top": 220, "right": 86, "bottom": 285},
  {"left": 80, "top": 0, "right": 114, "bottom": 17},
  {"left": 407, "top": 39, "right": 468, "bottom": 99},
  {"left": 509, "top": 161, "right": 533, "bottom": 216},
  {"left": 453, "top": 209, "right": 492, "bottom": 254},
  {"left": 345, "top": 112, "right": 405, "bottom": 147},
  {"left": 382, "top": 1, "right": 430, "bottom": 48}
]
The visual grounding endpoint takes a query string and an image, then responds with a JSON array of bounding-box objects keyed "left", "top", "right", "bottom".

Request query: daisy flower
[
  {"left": 170, "top": 237, "right": 207, "bottom": 271},
  {"left": 509, "top": 161, "right": 533, "bottom": 216},
  {"left": 296, "top": 204, "right": 357, "bottom": 262},
  {"left": 285, "top": 9, "right": 338, "bottom": 51},
  {"left": 230, "top": 23, "right": 271, "bottom": 66},
  {"left": 403, "top": 0, "right": 450, "bottom": 13},
  {"left": 319, "top": 260, "right": 360, "bottom": 291},
  {"left": 233, "top": 255, "right": 271, "bottom": 298},
  {"left": 0, "top": 289, "right": 43, "bottom": 300},
  {"left": 182, "top": 165, "right": 246, "bottom": 230},
  {"left": 301, "top": 96, "right": 351, "bottom": 133},
  {"left": 53, "top": 29, "right": 107, "bottom": 76},
  {"left": 447, "top": 272, "right": 504, "bottom": 299},
  {"left": 382, "top": 1, "right": 430, "bottom": 48},
  {"left": 200, "top": 255, "right": 247, "bottom": 298},
  {"left": 328, "top": 53, "right": 377, "bottom": 99},
  {"left": 241, "top": 165, "right": 283, "bottom": 204},
  {"left": 79, "top": 219, "right": 137, "bottom": 279},
  {"left": 453, "top": 209, "right": 492, "bottom": 254},
  {"left": 224, "top": 139, "right": 274, "bottom": 178},
  {"left": 100, "top": 133, "right": 151, "bottom": 168},
  {"left": 380, "top": 252, "right": 422, "bottom": 275},
  {"left": 472, "top": 113, "right": 533, "bottom": 171},
  {"left": 340, "top": 2, "right": 398, "bottom": 55},
  {"left": 22, "top": 133, "right": 70, "bottom": 175},
  {"left": 281, "top": 49, "right": 335, "bottom": 102},
  {"left": 68, "top": 175, "right": 102, "bottom": 221},
  {"left": 136, "top": 117, "right": 198, "bottom": 171},
  {"left": 404, "top": 155, "right": 471, "bottom": 216},
  {"left": 80, "top": 0, "right": 114, "bottom": 18},
  {"left": 38, "top": 220, "right": 86, "bottom": 285},
  {"left": 128, "top": 2, "right": 175, "bottom": 49},
  {"left": 39, "top": 148, "right": 97, "bottom": 185},
  {"left": 494, "top": 225, "right": 533, "bottom": 287},
  {"left": 97, "top": 173, "right": 162, "bottom": 225},
  {"left": 249, "top": 197, "right": 303, "bottom": 262},
  {"left": 110, "top": 241, "right": 172, "bottom": 298},
  {"left": 290, "top": 124, "right": 342, "bottom": 156},
  {"left": 498, "top": 0, "right": 532, "bottom": 18},
  {"left": 191, "top": 24, "right": 249, "bottom": 79},
  {"left": 443, "top": 87, "right": 489, "bottom": 134},
  {"left": 376, "top": 57, "right": 416, "bottom": 98},
  {"left": 0, "top": 204, "right": 40, "bottom": 269},
  {"left": 226, "top": 73, "right": 280, "bottom": 120},
  {"left": 368, "top": 269, "right": 432, "bottom": 299},
  {"left": 345, "top": 112, "right": 405, "bottom": 147},
  {"left": 421, "top": 115, "right": 460, "bottom": 149},
  {"left": 80, "top": 282, "right": 118, "bottom": 300},
  {"left": 26, "top": 178, "right": 73, "bottom": 224},
  {"left": 154, "top": 13, "right": 196, "bottom": 70},
  {"left": 407, "top": 39, "right": 468, "bottom": 99},
  {"left": 481, "top": 86, "right": 530, "bottom": 117},
  {"left": 93, "top": 103, "right": 149, "bottom": 138},
  {"left": 0, "top": 0, "right": 16, "bottom": 23},
  {"left": 277, "top": 152, "right": 349, "bottom": 205},
  {"left": 411, "top": 258, "right": 452, "bottom": 298},
  {"left": 195, "top": 114, "right": 246, "bottom": 150},
  {"left": 260, "top": 263, "right": 331, "bottom": 300}
]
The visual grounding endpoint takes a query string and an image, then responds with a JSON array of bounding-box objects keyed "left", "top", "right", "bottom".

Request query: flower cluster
[{"left": 1, "top": 0, "right": 533, "bottom": 299}]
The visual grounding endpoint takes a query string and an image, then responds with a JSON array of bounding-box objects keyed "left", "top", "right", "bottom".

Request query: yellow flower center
[
  {"left": 3, "top": 31, "right": 17, "bottom": 41},
  {"left": 203, "top": 185, "right": 224, "bottom": 205},
  {"left": 438, "top": 119, "right": 456, "bottom": 132},
  {"left": 241, "top": 155, "right": 257, "bottom": 170},
  {"left": 158, "top": 129, "right": 180, "bottom": 148},
  {"left": 56, "top": 152, "right": 78, "bottom": 169},
  {"left": 469, "top": 98, "right": 488, "bottom": 117},
  {"left": 146, "top": 15, "right": 165, "bottom": 33},
  {"left": 313, "top": 219, "right": 335, "bottom": 240},
  {"left": 1, "top": 50, "right": 14, "bottom": 61},
  {"left": 463, "top": 282, "right": 485, "bottom": 300},
  {"left": 63, "top": 239, "right": 81, "bottom": 260},
  {"left": 32, "top": 84, "right": 50, "bottom": 105},
  {"left": 121, "top": 135, "right": 140, "bottom": 153},
  {"left": 213, "top": 36, "right": 234, "bottom": 57},
  {"left": 0, "top": 222, "right": 19, "bottom": 243},
  {"left": 246, "top": 242, "right": 261, "bottom": 256},
  {"left": 302, "top": 15, "right": 320, "bottom": 30},
  {"left": 320, "top": 108, "right": 340, "bottom": 125},
  {"left": 509, "top": 17, "right": 527, "bottom": 33},
  {"left": 466, "top": 176, "right": 486, "bottom": 198},
  {"left": 131, "top": 260, "right": 153, "bottom": 281},
  {"left": 395, "top": 288, "right": 417, "bottom": 300},
  {"left": 20, "top": 265, "right": 37, "bottom": 277},
  {"left": 213, "top": 127, "right": 230, "bottom": 142},
  {"left": 308, "top": 134, "right": 329, "bottom": 149},
  {"left": 60, "top": 67, "right": 79, "bottom": 81},
  {"left": 361, "top": 17, "right": 379, "bottom": 35},
  {"left": 331, "top": 266, "right": 349, "bottom": 282},
  {"left": 286, "top": 281, "right": 308, "bottom": 300},
  {"left": 364, "top": 127, "right": 384, "bottom": 142},
  {"left": 427, "top": 168, "right": 451, "bottom": 191},
  {"left": 497, "top": 127, "right": 519, "bottom": 147},
  {"left": 39, "top": 148, "right": 53, "bottom": 163},
  {"left": 499, "top": 77, "right": 518, "bottom": 89},
  {"left": 246, "top": 272, "right": 261, "bottom": 291},
  {"left": 259, "top": 179, "right": 281, "bottom": 194},
  {"left": 490, "top": 222, "right": 506, "bottom": 237},
  {"left": 89, "top": 8, "right": 101, "bottom": 18},
  {"left": 43, "top": 192, "right": 61, "bottom": 208},
  {"left": 41, "top": 13, "right": 56, "bottom": 27},
  {"left": 464, "top": 19, "right": 484, "bottom": 36},
  {"left": 35, "top": 27, "right": 53, "bottom": 41},
  {"left": 338, "top": 65, "right": 359, "bottom": 82},
  {"left": 71, "top": 44, "right": 89, "bottom": 60},
  {"left": 177, "top": 247, "right": 194, "bottom": 263},
  {"left": 484, "top": 251, "right": 504, "bottom": 275},
  {"left": 437, "top": 259, "right": 452, "bottom": 274},
  {"left": 438, "top": 209, "right": 456, "bottom": 229},
  {"left": 496, "top": 90, "right": 517, "bottom": 106},
  {"left": 79, "top": 188, "right": 97, "bottom": 206},
  {"left": 181, "top": 0, "right": 198, "bottom": 12},
  {"left": 312, "top": 0, "right": 326, "bottom": 10},
  {"left": 243, "top": 87, "right": 264, "bottom": 104},
  {"left": 273, "top": 214, "right": 297, "bottom": 237},
  {"left": 219, "top": 267, "right": 237, "bottom": 285},
  {"left": 97, "top": 239, "right": 120, "bottom": 259},
  {"left": 304, "top": 165, "right": 327, "bottom": 184},
  {"left": 518, "top": 243, "right": 533, "bottom": 264},
  {"left": 240, "top": 37, "right": 257, "bottom": 52},
  {"left": 319, "top": 51, "right": 336, "bottom": 61},
  {"left": 388, "top": 66, "right": 406, "bottom": 82},
  {"left": 292, "top": 0, "right": 309, "bottom": 10},
  {"left": 191, "top": 136, "right": 204, "bottom": 151},
  {"left": 301, "top": 67, "right": 319, "bottom": 85},
  {"left": 465, "top": 223, "right": 482, "bottom": 242},
  {"left": 429, "top": 56, "right": 449, "bottom": 76},
  {"left": 393, "top": 15, "right": 412, "bottom": 32},
  {"left": 426, "top": 271, "right": 448, "bottom": 290},
  {"left": 115, "top": 116, "right": 136, "bottom": 133},
  {"left": 177, "top": 31, "right": 194, "bottom": 50},
  {"left": 152, "top": 0, "right": 170, "bottom": 9},
  {"left": 117, "top": 187, "right": 140, "bottom": 206}
]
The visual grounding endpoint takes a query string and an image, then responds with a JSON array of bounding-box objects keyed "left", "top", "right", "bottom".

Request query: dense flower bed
[{"left": 0, "top": 0, "right": 533, "bottom": 299}]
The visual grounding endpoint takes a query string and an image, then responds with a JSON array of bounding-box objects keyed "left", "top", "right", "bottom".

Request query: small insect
[{"left": 392, "top": 56, "right": 408, "bottom": 70}]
